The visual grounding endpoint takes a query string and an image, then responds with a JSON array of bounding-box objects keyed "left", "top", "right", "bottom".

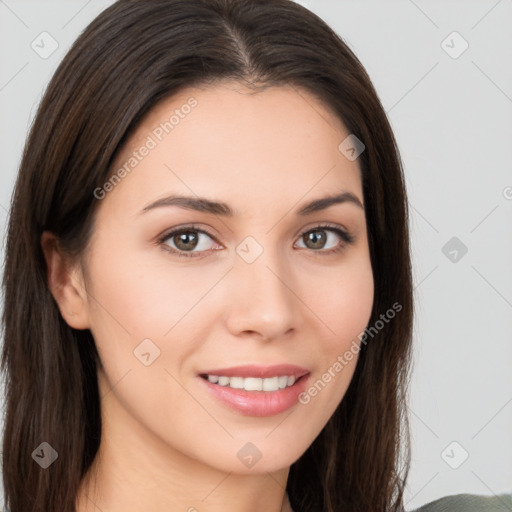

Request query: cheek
[
  {"left": 301, "top": 256, "right": 373, "bottom": 407},
  {"left": 86, "top": 243, "right": 219, "bottom": 335},
  {"left": 83, "top": 241, "right": 231, "bottom": 387},
  {"left": 313, "top": 258, "right": 374, "bottom": 350},
  {"left": 297, "top": 267, "right": 373, "bottom": 420}
]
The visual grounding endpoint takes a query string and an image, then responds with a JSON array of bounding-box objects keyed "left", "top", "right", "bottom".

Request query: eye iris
[
  {"left": 304, "top": 230, "right": 326, "bottom": 249},
  {"left": 174, "top": 231, "right": 199, "bottom": 251}
]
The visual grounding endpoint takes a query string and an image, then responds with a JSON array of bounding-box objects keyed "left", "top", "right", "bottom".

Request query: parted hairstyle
[{"left": 1, "top": 1, "right": 413, "bottom": 511}]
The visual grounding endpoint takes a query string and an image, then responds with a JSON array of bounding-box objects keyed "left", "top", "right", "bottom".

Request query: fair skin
[{"left": 42, "top": 81, "right": 374, "bottom": 512}]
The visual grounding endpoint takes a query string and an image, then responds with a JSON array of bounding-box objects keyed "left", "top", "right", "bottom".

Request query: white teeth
[
  {"left": 243, "top": 377, "right": 262, "bottom": 391},
  {"left": 262, "top": 376, "right": 279, "bottom": 391},
  {"left": 229, "top": 376, "right": 244, "bottom": 389},
  {"left": 205, "top": 375, "right": 298, "bottom": 391},
  {"left": 218, "top": 376, "right": 230, "bottom": 386}
]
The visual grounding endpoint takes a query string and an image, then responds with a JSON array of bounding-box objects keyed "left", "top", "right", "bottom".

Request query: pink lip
[
  {"left": 198, "top": 364, "right": 310, "bottom": 379},
  {"left": 197, "top": 364, "right": 311, "bottom": 417}
]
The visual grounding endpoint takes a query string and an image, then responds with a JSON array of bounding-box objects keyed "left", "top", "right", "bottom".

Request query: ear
[{"left": 41, "top": 231, "right": 91, "bottom": 330}]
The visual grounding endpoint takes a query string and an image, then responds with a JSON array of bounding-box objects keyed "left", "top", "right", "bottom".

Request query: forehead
[{"left": 102, "top": 81, "right": 363, "bottom": 217}]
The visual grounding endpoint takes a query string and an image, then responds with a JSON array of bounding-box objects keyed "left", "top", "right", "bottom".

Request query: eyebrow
[{"left": 140, "top": 191, "right": 364, "bottom": 216}]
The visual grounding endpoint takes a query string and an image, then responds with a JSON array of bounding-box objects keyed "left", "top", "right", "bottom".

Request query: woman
[{"left": 1, "top": 1, "right": 510, "bottom": 511}]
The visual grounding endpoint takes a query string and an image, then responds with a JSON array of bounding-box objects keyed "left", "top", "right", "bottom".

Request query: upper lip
[{"left": 199, "top": 364, "right": 310, "bottom": 379}]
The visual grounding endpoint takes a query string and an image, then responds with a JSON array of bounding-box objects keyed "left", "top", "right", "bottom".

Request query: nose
[{"left": 224, "top": 249, "right": 299, "bottom": 341}]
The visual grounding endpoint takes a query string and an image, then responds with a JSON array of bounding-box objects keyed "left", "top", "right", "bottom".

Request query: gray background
[{"left": 1, "top": 0, "right": 511, "bottom": 509}]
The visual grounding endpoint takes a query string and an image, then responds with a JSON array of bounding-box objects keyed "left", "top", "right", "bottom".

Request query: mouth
[
  {"left": 199, "top": 373, "right": 308, "bottom": 391},
  {"left": 198, "top": 363, "right": 310, "bottom": 391},
  {"left": 197, "top": 364, "right": 311, "bottom": 417}
]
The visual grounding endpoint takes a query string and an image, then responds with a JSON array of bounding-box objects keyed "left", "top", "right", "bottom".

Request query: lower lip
[{"left": 198, "top": 374, "right": 310, "bottom": 417}]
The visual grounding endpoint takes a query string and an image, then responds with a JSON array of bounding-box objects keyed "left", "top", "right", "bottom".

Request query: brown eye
[
  {"left": 159, "top": 227, "right": 219, "bottom": 258},
  {"left": 172, "top": 230, "right": 200, "bottom": 251},
  {"left": 295, "top": 225, "right": 354, "bottom": 255},
  {"left": 302, "top": 230, "right": 327, "bottom": 250}
]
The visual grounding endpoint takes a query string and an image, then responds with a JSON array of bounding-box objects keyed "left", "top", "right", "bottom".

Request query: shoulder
[{"left": 410, "top": 492, "right": 512, "bottom": 512}]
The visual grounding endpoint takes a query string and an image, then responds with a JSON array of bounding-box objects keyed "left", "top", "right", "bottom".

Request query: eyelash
[{"left": 157, "top": 223, "right": 355, "bottom": 259}]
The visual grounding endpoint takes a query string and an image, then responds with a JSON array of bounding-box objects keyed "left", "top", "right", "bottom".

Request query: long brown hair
[{"left": 1, "top": 1, "right": 413, "bottom": 510}]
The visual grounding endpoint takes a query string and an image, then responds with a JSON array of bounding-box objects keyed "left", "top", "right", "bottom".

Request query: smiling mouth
[
  {"left": 199, "top": 373, "right": 307, "bottom": 392},
  {"left": 197, "top": 366, "right": 311, "bottom": 416}
]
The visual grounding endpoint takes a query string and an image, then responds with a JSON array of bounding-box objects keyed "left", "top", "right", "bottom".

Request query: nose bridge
[{"left": 226, "top": 236, "right": 298, "bottom": 338}]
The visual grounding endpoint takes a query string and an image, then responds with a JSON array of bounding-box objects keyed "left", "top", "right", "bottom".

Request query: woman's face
[{"left": 76, "top": 82, "right": 374, "bottom": 474}]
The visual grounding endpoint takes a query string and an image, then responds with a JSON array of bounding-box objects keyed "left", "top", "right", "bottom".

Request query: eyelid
[{"left": 293, "top": 221, "right": 353, "bottom": 243}]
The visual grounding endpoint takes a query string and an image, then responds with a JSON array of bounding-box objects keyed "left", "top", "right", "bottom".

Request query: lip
[
  {"left": 198, "top": 364, "right": 310, "bottom": 379},
  {"left": 197, "top": 364, "right": 311, "bottom": 417}
]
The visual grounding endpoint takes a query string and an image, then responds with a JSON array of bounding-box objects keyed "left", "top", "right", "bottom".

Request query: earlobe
[{"left": 40, "top": 231, "right": 91, "bottom": 330}]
